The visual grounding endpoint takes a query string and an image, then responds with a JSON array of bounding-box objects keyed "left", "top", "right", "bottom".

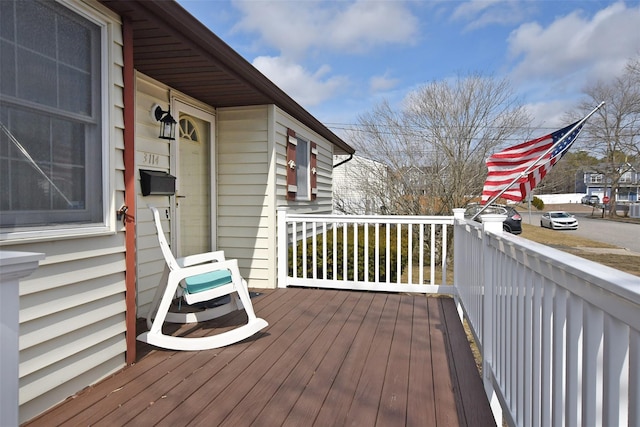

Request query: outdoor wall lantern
[{"left": 152, "top": 103, "right": 176, "bottom": 140}]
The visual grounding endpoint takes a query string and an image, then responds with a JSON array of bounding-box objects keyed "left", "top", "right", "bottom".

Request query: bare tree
[
  {"left": 344, "top": 73, "right": 531, "bottom": 215},
  {"left": 572, "top": 56, "right": 640, "bottom": 216},
  {"left": 333, "top": 154, "right": 389, "bottom": 215},
  {"left": 537, "top": 150, "right": 599, "bottom": 194}
]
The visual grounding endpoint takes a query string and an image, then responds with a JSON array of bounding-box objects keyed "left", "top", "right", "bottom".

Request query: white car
[{"left": 540, "top": 211, "right": 579, "bottom": 230}]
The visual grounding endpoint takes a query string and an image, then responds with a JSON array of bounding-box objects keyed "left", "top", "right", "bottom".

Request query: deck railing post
[
  {"left": 1, "top": 251, "right": 44, "bottom": 427},
  {"left": 452, "top": 208, "right": 465, "bottom": 320},
  {"left": 277, "top": 207, "right": 288, "bottom": 288},
  {"left": 481, "top": 214, "right": 506, "bottom": 426}
]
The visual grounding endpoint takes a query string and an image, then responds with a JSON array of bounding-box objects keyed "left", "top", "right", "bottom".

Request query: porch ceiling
[{"left": 98, "top": 0, "right": 354, "bottom": 155}]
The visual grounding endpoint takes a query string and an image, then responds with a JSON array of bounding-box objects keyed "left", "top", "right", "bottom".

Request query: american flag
[{"left": 481, "top": 121, "right": 583, "bottom": 204}]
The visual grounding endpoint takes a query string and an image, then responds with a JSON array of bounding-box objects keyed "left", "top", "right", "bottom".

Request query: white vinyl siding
[
  {"left": 133, "top": 74, "right": 218, "bottom": 316},
  {"left": 18, "top": 237, "right": 126, "bottom": 414},
  {"left": 275, "top": 108, "right": 334, "bottom": 214},
  {"left": 137, "top": 101, "right": 337, "bottom": 296},
  {"left": 7, "top": 2, "right": 126, "bottom": 423},
  {"left": 332, "top": 155, "right": 388, "bottom": 215},
  {"left": 217, "top": 106, "right": 273, "bottom": 288},
  {"left": 217, "top": 106, "right": 335, "bottom": 289},
  {"left": 134, "top": 74, "right": 174, "bottom": 316}
]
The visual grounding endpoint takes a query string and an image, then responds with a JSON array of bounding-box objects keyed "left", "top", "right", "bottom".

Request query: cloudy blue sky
[{"left": 177, "top": 0, "right": 640, "bottom": 136}]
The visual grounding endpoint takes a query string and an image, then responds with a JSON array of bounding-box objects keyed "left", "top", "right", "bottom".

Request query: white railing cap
[{"left": 480, "top": 214, "right": 506, "bottom": 233}]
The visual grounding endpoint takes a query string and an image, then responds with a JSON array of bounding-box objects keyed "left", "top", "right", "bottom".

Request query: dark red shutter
[
  {"left": 310, "top": 142, "right": 318, "bottom": 201},
  {"left": 286, "top": 128, "right": 297, "bottom": 201}
]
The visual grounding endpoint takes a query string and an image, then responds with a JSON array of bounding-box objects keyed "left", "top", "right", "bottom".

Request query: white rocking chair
[{"left": 137, "top": 206, "right": 268, "bottom": 351}]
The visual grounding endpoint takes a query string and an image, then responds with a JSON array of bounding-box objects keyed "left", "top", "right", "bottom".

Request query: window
[
  {"left": 589, "top": 174, "right": 604, "bottom": 184},
  {"left": 0, "top": 0, "right": 104, "bottom": 230},
  {"left": 179, "top": 117, "right": 199, "bottom": 143},
  {"left": 296, "top": 138, "right": 309, "bottom": 200},
  {"left": 286, "top": 129, "right": 317, "bottom": 201}
]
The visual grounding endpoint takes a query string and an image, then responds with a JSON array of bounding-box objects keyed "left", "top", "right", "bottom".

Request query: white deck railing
[
  {"left": 276, "top": 207, "right": 455, "bottom": 294},
  {"left": 277, "top": 207, "right": 640, "bottom": 426},
  {"left": 453, "top": 208, "right": 640, "bottom": 427}
]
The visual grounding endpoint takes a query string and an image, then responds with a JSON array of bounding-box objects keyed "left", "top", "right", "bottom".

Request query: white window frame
[{"left": 0, "top": 0, "right": 115, "bottom": 243}]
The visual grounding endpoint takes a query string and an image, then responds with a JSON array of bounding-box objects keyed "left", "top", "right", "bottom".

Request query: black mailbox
[{"left": 140, "top": 169, "right": 176, "bottom": 196}]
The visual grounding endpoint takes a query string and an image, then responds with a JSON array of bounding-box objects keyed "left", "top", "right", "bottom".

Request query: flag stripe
[{"left": 481, "top": 121, "right": 583, "bottom": 204}]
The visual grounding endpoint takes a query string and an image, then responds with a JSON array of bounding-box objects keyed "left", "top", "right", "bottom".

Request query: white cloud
[
  {"left": 525, "top": 99, "right": 577, "bottom": 129},
  {"left": 507, "top": 2, "right": 640, "bottom": 90},
  {"left": 230, "top": 1, "right": 419, "bottom": 111},
  {"left": 369, "top": 73, "right": 400, "bottom": 92},
  {"left": 231, "top": 0, "right": 419, "bottom": 57},
  {"left": 452, "top": 0, "right": 503, "bottom": 20},
  {"left": 252, "top": 56, "right": 348, "bottom": 107},
  {"left": 328, "top": 1, "right": 420, "bottom": 52},
  {"left": 452, "top": 0, "right": 529, "bottom": 31}
]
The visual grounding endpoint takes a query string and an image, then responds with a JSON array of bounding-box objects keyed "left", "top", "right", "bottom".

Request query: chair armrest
[{"left": 178, "top": 250, "right": 227, "bottom": 267}]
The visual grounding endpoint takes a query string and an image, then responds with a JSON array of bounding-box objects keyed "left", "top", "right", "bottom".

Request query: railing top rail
[
  {"left": 484, "top": 228, "right": 640, "bottom": 310},
  {"left": 281, "top": 212, "right": 455, "bottom": 225}
]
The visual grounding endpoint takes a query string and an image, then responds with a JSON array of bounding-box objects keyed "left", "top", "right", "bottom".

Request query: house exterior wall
[
  {"left": 133, "top": 73, "right": 219, "bottom": 316},
  {"left": 217, "top": 106, "right": 273, "bottom": 288},
  {"left": 134, "top": 74, "right": 174, "bottom": 316},
  {"left": 216, "top": 106, "right": 335, "bottom": 289},
  {"left": 1, "top": 1, "right": 127, "bottom": 422},
  {"left": 333, "top": 155, "right": 388, "bottom": 215},
  {"left": 137, "top": 96, "right": 337, "bottom": 307},
  {"left": 273, "top": 107, "right": 335, "bottom": 286},
  {"left": 274, "top": 107, "right": 335, "bottom": 214}
]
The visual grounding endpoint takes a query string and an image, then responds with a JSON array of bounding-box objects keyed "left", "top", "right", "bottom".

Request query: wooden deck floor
[{"left": 24, "top": 288, "right": 495, "bottom": 426}]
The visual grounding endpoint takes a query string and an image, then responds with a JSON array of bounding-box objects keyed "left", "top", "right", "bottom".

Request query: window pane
[
  {"left": 0, "top": 41, "right": 16, "bottom": 96},
  {"left": 13, "top": 1, "right": 98, "bottom": 117},
  {"left": 15, "top": 1, "right": 56, "bottom": 58},
  {"left": 52, "top": 119, "right": 85, "bottom": 166},
  {"left": 58, "top": 14, "right": 92, "bottom": 71},
  {"left": 59, "top": 64, "right": 91, "bottom": 114},
  {"left": 1, "top": 106, "right": 99, "bottom": 219},
  {"left": 52, "top": 163, "right": 85, "bottom": 210},
  {"left": 0, "top": 159, "right": 8, "bottom": 210},
  {"left": 0, "top": 1, "right": 15, "bottom": 41},
  {"left": 0, "top": 106, "right": 8, "bottom": 158},
  {"left": 10, "top": 159, "right": 50, "bottom": 211},
  {"left": 296, "top": 139, "right": 309, "bottom": 200},
  {"left": 10, "top": 109, "right": 50, "bottom": 162},
  {"left": 17, "top": 48, "right": 57, "bottom": 108}
]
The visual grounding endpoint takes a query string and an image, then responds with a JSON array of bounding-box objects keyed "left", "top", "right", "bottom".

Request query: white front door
[{"left": 172, "top": 101, "right": 216, "bottom": 257}]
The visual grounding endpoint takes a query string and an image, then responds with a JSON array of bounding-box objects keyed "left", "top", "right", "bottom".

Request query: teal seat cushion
[{"left": 184, "top": 269, "right": 232, "bottom": 294}]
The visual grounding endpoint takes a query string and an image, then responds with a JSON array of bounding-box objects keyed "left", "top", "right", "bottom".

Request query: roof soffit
[{"left": 99, "top": 0, "right": 354, "bottom": 154}]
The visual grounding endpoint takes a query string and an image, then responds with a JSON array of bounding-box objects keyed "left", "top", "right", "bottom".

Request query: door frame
[{"left": 169, "top": 97, "right": 217, "bottom": 256}]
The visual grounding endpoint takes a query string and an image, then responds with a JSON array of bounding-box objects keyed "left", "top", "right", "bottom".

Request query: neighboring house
[
  {"left": 332, "top": 154, "right": 388, "bottom": 215},
  {"left": 0, "top": 0, "right": 353, "bottom": 422},
  {"left": 332, "top": 159, "right": 456, "bottom": 216},
  {"left": 582, "top": 164, "right": 639, "bottom": 202}
]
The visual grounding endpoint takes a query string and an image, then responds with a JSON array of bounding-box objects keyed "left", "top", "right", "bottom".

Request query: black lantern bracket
[{"left": 151, "top": 103, "right": 177, "bottom": 140}]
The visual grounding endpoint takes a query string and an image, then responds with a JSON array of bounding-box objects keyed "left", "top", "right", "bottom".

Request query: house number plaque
[{"left": 141, "top": 152, "right": 160, "bottom": 166}]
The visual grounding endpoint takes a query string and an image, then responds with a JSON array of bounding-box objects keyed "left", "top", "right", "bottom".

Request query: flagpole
[{"left": 471, "top": 101, "right": 605, "bottom": 221}]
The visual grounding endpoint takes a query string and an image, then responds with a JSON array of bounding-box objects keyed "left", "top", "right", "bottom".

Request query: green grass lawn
[{"left": 522, "top": 223, "right": 640, "bottom": 277}]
